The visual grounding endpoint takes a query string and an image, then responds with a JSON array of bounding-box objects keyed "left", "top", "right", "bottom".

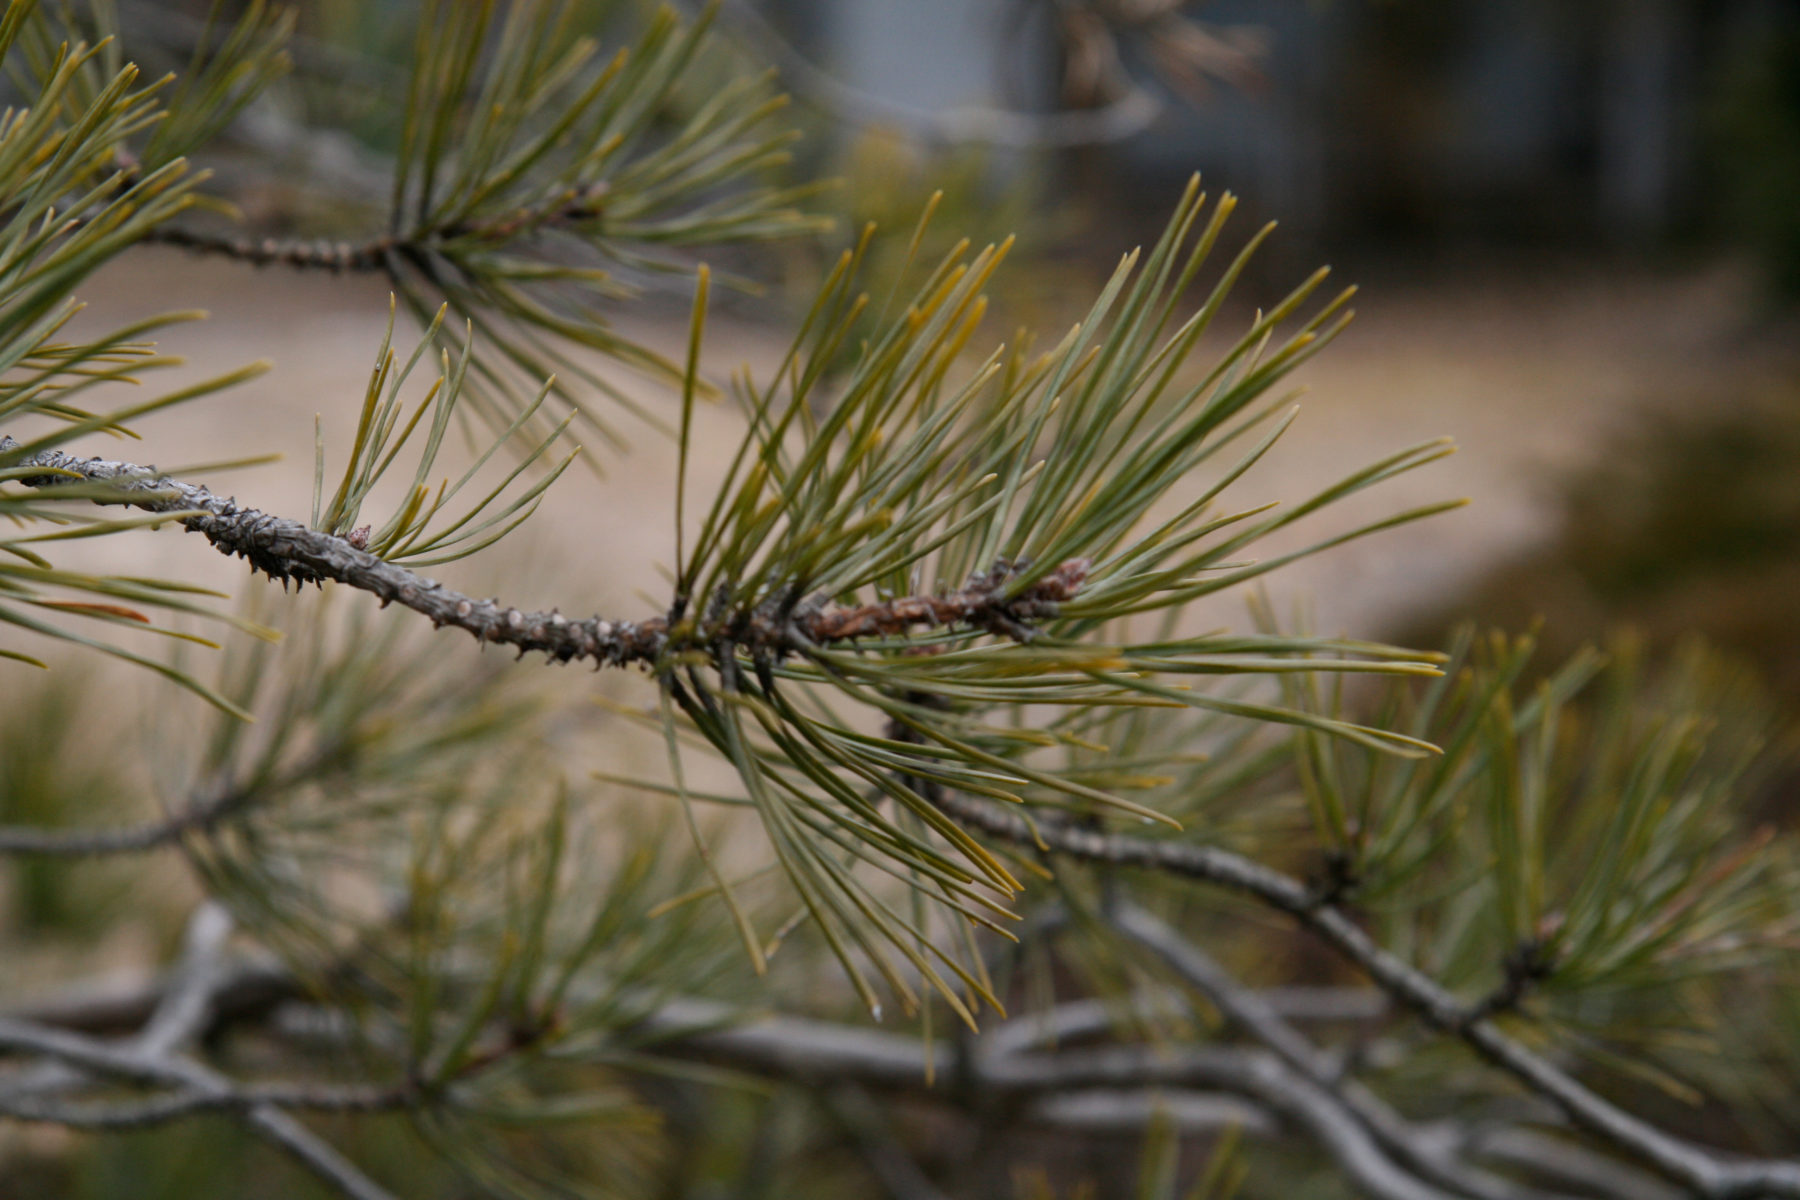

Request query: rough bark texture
[{"left": 1, "top": 438, "right": 1084, "bottom": 669}]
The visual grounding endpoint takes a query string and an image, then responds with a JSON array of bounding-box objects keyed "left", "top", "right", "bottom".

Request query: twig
[
  {"left": 135, "top": 902, "right": 235, "bottom": 1059},
  {"left": 134, "top": 227, "right": 396, "bottom": 272},
  {"left": 1112, "top": 904, "right": 1581, "bottom": 1200},
  {"left": 1022, "top": 1088, "right": 1273, "bottom": 1136},
  {"left": 0, "top": 1015, "right": 401, "bottom": 1200},
  {"left": 927, "top": 790, "right": 1800, "bottom": 1200},
  {"left": 1464, "top": 1128, "right": 1682, "bottom": 1200},
  {"left": 0, "top": 783, "right": 248, "bottom": 855},
  {"left": 978, "top": 985, "right": 1387, "bottom": 1064},
  {"left": 0, "top": 906, "right": 399, "bottom": 1200},
  {"left": 4, "top": 957, "right": 297, "bottom": 1035},
  {"left": 238, "top": 1104, "right": 398, "bottom": 1200},
  {"left": 1, "top": 439, "right": 1080, "bottom": 667},
  {"left": 0, "top": 743, "right": 396, "bottom": 859},
  {"left": 132, "top": 182, "right": 610, "bottom": 273},
  {"left": 0, "top": 1082, "right": 404, "bottom": 1128}
]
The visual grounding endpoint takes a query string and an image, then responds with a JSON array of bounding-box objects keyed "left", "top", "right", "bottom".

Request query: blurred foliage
[
  {"left": 810, "top": 128, "right": 1063, "bottom": 317},
  {"left": 0, "top": 671, "right": 134, "bottom": 937},
  {"left": 131, "top": 591, "right": 751, "bottom": 1197}
]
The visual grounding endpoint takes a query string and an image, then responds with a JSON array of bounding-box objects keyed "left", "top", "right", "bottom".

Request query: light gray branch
[
  {"left": 639, "top": 998, "right": 1454, "bottom": 1200},
  {"left": 136, "top": 902, "right": 235, "bottom": 1059},
  {"left": 0, "top": 1081, "right": 402, "bottom": 1128},
  {"left": 928, "top": 789, "right": 1800, "bottom": 1200},
  {"left": 0, "top": 906, "right": 397, "bottom": 1200},
  {"left": 5, "top": 957, "right": 295, "bottom": 1035},
  {"left": 1022, "top": 1088, "right": 1274, "bottom": 1136},
  {"left": 1465, "top": 1128, "right": 1682, "bottom": 1200},
  {"left": 1112, "top": 904, "right": 1584, "bottom": 1200}
]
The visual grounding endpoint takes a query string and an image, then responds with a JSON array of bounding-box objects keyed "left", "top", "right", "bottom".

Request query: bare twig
[
  {"left": 978, "top": 985, "right": 1385, "bottom": 1062},
  {"left": 5, "top": 957, "right": 295, "bottom": 1035},
  {"left": 1022, "top": 1088, "right": 1273, "bottom": 1136},
  {"left": 135, "top": 902, "right": 235, "bottom": 1059},
  {"left": 131, "top": 182, "right": 610, "bottom": 273},
  {"left": 237, "top": 1104, "right": 397, "bottom": 1200},
  {"left": 0, "top": 1082, "right": 404, "bottom": 1128},
  {"left": 0, "top": 783, "right": 249, "bottom": 855},
  {"left": 0, "top": 743, "right": 399, "bottom": 860},
  {"left": 927, "top": 790, "right": 1800, "bottom": 1200},
  {"left": 0, "top": 905, "right": 398, "bottom": 1200},
  {"left": 1112, "top": 904, "right": 1583, "bottom": 1200},
  {"left": 1464, "top": 1128, "right": 1682, "bottom": 1200}
]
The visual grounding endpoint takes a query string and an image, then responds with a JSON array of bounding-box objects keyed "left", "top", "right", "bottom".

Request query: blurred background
[
  {"left": 80, "top": 0, "right": 1800, "bottom": 705},
  {"left": 5, "top": 0, "right": 1800, "bottom": 1195}
]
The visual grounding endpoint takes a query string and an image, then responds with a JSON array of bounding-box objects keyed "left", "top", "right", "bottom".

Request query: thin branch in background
[
  {"left": 0, "top": 905, "right": 399, "bottom": 1200},
  {"left": 0, "top": 951, "right": 1702, "bottom": 1200},
  {"left": 1021, "top": 1089, "right": 1273, "bottom": 1137},
  {"left": 1111, "top": 903, "right": 1582, "bottom": 1200},
  {"left": 237, "top": 1105, "right": 397, "bottom": 1200},
  {"left": 927, "top": 789, "right": 1800, "bottom": 1200},
  {"left": 0, "top": 780, "right": 249, "bottom": 857}
]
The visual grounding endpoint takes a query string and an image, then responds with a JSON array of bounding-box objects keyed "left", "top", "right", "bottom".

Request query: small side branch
[
  {"left": 0, "top": 1013, "right": 400, "bottom": 1200},
  {"left": 0, "top": 904, "right": 400, "bottom": 1200},
  {"left": 1112, "top": 904, "right": 1579, "bottom": 1200},
  {"left": 124, "top": 184, "right": 611, "bottom": 274},
  {"left": 0, "top": 781, "right": 249, "bottom": 857}
]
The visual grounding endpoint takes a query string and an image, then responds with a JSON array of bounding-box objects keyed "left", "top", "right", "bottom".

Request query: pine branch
[
  {"left": 2, "top": 952, "right": 1669, "bottom": 1200},
  {"left": 0, "top": 437, "right": 1090, "bottom": 666},
  {"left": 1112, "top": 903, "right": 1575, "bottom": 1200},
  {"left": 0, "top": 906, "right": 398, "bottom": 1200},
  {"left": 0, "top": 777, "right": 253, "bottom": 857},
  {"left": 926, "top": 788, "right": 1800, "bottom": 1200},
  {"left": 0, "top": 1082, "right": 402, "bottom": 1128}
]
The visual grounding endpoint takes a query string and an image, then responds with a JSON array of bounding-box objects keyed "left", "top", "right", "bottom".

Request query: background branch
[{"left": 924, "top": 788, "right": 1800, "bottom": 1199}]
